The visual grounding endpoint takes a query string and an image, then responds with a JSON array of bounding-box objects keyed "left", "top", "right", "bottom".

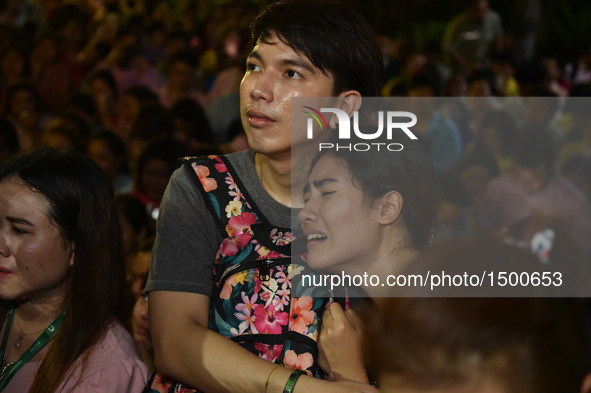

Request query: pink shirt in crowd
[{"left": 4, "top": 321, "right": 149, "bottom": 392}]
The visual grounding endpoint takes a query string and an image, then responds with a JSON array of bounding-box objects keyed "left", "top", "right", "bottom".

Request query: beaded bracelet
[{"left": 282, "top": 370, "right": 305, "bottom": 393}]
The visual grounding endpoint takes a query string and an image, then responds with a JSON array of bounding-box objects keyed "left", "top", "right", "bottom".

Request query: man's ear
[
  {"left": 377, "top": 191, "right": 403, "bottom": 225},
  {"left": 328, "top": 90, "right": 362, "bottom": 129}
]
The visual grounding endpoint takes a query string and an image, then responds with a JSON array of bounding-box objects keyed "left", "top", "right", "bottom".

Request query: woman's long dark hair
[{"left": 0, "top": 148, "right": 126, "bottom": 393}]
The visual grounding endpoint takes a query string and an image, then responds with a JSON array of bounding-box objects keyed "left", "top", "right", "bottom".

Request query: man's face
[
  {"left": 513, "top": 163, "right": 549, "bottom": 194},
  {"left": 240, "top": 32, "right": 335, "bottom": 158}
]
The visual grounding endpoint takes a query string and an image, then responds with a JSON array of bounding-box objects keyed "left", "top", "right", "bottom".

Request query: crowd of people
[{"left": 0, "top": 0, "right": 590, "bottom": 392}]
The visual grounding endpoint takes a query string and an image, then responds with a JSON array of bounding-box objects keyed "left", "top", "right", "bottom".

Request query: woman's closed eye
[{"left": 12, "top": 226, "right": 29, "bottom": 235}]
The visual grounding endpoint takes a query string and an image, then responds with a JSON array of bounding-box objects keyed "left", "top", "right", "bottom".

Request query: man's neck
[
  {"left": 256, "top": 149, "right": 312, "bottom": 208},
  {"left": 257, "top": 152, "right": 291, "bottom": 207}
]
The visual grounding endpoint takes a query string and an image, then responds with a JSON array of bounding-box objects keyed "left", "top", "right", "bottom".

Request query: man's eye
[
  {"left": 247, "top": 63, "right": 261, "bottom": 72},
  {"left": 286, "top": 70, "right": 302, "bottom": 79},
  {"left": 321, "top": 191, "right": 335, "bottom": 197}
]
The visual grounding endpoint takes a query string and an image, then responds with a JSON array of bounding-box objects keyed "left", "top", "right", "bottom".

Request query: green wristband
[{"left": 283, "top": 370, "right": 305, "bottom": 393}]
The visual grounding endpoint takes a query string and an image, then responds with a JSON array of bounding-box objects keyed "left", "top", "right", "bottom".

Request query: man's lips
[{"left": 247, "top": 110, "right": 275, "bottom": 127}]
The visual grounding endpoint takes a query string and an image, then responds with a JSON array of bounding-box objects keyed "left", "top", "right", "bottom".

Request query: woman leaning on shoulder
[{"left": 0, "top": 148, "right": 149, "bottom": 392}]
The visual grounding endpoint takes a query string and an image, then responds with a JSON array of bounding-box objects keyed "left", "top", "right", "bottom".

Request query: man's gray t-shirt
[{"left": 146, "top": 150, "right": 292, "bottom": 297}]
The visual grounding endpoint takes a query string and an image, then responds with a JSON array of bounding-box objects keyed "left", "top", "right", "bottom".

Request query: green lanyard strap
[{"left": 0, "top": 308, "right": 67, "bottom": 391}]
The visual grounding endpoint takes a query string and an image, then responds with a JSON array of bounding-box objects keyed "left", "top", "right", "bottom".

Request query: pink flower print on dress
[
  {"left": 226, "top": 212, "right": 257, "bottom": 237},
  {"left": 192, "top": 163, "right": 217, "bottom": 192},
  {"left": 275, "top": 266, "right": 291, "bottom": 291},
  {"left": 283, "top": 350, "right": 314, "bottom": 376},
  {"left": 270, "top": 228, "right": 296, "bottom": 246},
  {"left": 253, "top": 303, "right": 288, "bottom": 334},
  {"left": 273, "top": 288, "right": 290, "bottom": 311},
  {"left": 210, "top": 155, "right": 228, "bottom": 173},
  {"left": 218, "top": 237, "right": 241, "bottom": 257},
  {"left": 236, "top": 291, "right": 258, "bottom": 313},
  {"left": 254, "top": 343, "right": 284, "bottom": 363},
  {"left": 178, "top": 388, "right": 198, "bottom": 393},
  {"left": 234, "top": 308, "right": 257, "bottom": 335},
  {"left": 225, "top": 174, "right": 238, "bottom": 190},
  {"left": 219, "top": 212, "right": 257, "bottom": 256},
  {"left": 289, "top": 296, "right": 315, "bottom": 335},
  {"left": 229, "top": 187, "right": 244, "bottom": 202}
]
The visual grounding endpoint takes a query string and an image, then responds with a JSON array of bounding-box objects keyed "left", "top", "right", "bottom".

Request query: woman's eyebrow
[
  {"left": 304, "top": 177, "right": 339, "bottom": 194},
  {"left": 303, "top": 177, "right": 338, "bottom": 195},
  {"left": 7, "top": 216, "right": 34, "bottom": 226},
  {"left": 314, "top": 178, "right": 338, "bottom": 187}
]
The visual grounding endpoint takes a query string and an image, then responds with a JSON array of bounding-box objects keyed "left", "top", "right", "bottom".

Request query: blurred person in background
[
  {"left": 88, "top": 130, "right": 133, "bottom": 194},
  {"left": 443, "top": 0, "right": 504, "bottom": 72},
  {"left": 454, "top": 149, "right": 500, "bottom": 230},
  {"left": 41, "top": 116, "right": 87, "bottom": 152},
  {"left": 2, "top": 82, "right": 45, "bottom": 151},
  {"left": 0, "top": 44, "right": 29, "bottom": 101},
  {"left": 127, "top": 101, "right": 173, "bottom": 162},
  {"left": 131, "top": 237, "right": 155, "bottom": 373},
  {"left": 157, "top": 50, "right": 205, "bottom": 110},
  {"left": 474, "top": 128, "right": 591, "bottom": 260},
  {"left": 115, "top": 84, "right": 158, "bottom": 141},
  {"left": 29, "top": 33, "right": 72, "bottom": 115},
  {"left": 86, "top": 69, "right": 119, "bottom": 132},
  {"left": 170, "top": 97, "right": 215, "bottom": 154},
  {"left": 131, "top": 136, "right": 183, "bottom": 221}
]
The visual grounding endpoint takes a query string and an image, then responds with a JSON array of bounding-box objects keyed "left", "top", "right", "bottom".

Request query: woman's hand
[{"left": 318, "top": 303, "right": 368, "bottom": 384}]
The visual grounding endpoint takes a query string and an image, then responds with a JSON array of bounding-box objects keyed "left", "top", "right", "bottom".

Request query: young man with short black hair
[{"left": 146, "top": 1, "right": 383, "bottom": 392}]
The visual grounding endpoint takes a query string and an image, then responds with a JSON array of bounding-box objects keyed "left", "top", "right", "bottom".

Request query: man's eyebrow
[
  {"left": 247, "top": 49, "right": 317, "bottom": 75},
  {"left": 279, "top": 58, "right": 316, "bottom": 74},
  {"left": 247, "top": 50, "right": 263, "bottom": 63},
  {"left": 7, "top": 217, "right": 34, "bottom": 226}
]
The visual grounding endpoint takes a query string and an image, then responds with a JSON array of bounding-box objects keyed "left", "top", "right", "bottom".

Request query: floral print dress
[{"left": 147, "top": 155, "right": 331, "bottom": 393}]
